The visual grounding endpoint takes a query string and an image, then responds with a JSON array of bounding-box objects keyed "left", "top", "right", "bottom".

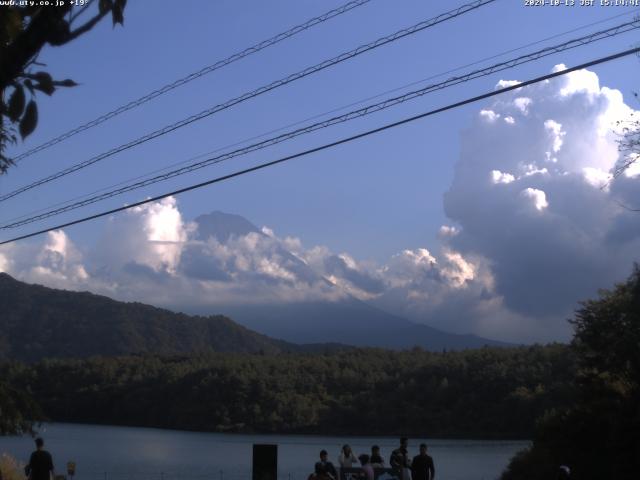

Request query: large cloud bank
[
  {"left": 1, "top": 65, "right": 639, "bottom": 342},
  {"left": 440, "top": 65, "right": 640, "bottom": 337}
]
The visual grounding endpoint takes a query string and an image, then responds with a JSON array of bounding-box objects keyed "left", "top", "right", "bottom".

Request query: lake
[{"left": 0, "top": 424, "right": 528, "bottom": 480}]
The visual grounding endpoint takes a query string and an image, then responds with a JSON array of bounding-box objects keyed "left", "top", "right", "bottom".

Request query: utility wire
[
  {"left": 4, "top": 6, "right": 635, "bottom": 227},
  {"left": 2, "top": 19, "right": 638, "bottom": 230},
  {"left": 1, "top": 46, "right": 638, "bottom": 246},
  {"left": 0, "top": 0, "right": 497, "bottom": 204},
  {"left": 11, "top": 0, "right": 373, "bottom": 163},
  {"left": 613, "top": 198, "right": 640, "bottom": 212}
]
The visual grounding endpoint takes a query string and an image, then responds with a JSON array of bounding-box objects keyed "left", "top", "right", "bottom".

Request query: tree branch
[
  {"left": 69, "top": 0, "right": 96, "bottom": 24},
  {"left": 64, "top": 9, "right": 109, "bottom": 43},
  {"left": 0, "top": 8, "right": 70, "bottom": 89}
]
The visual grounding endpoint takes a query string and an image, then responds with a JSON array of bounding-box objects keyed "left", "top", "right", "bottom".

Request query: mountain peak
[
  {"left": 0, "top": 272, "right": 17, "bottom": 283},
  {"left": 194, "top": 211, "right": 262, "bottom": 243}
]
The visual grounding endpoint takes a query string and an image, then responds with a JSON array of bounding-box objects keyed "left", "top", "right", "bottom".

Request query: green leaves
[
  {"left": 54, "top": 79, "right": 78, "bottom": 88},
  {"left": 3, "top": 73, "right": 75, "bottom": 142},
  {"left": 571, "top": 264, "right": 640, "bottom": 395},
  {"left": 32, "top": 71, "right": 54, "bottom": 95},
  {"left": 99, "top": 0, "right": 126, "bottom": 26},
  {"left": 0, "top": 380, "right": 42, "bottom": 435},
  {"left": 0, "top": 0, "right": 126, "bottom": 173},
  {"left": 3, "top": 8, "right": 23, "bottom": 43},
  {"left": 99, "top": 0, "right": 113, "bottom": 14},
  {"left": 19, "top": 100, "right": 38, "bottom": 139},
  {"left": 502, "top": 267, "right": 640, "bottom": 480},
  {"left": 2, "top": 82, "right": 37, "bottom": 142},
  {"left": 112, "top": 0, "right": 127, "bottom": 26},
  {"left": 8, "top": 84, "right": 25, "bottom": 122}
]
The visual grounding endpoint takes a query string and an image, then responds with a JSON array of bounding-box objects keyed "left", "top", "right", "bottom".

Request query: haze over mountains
[
  {"left": 2, "top": 64, "right": 638, "bottom": 349},
  {"left": 0, "top": 270, "right": 505, "bottom": 364},
  {"left": 0, "top": 211, "right": 508, "bottom": 359},
  {"left": 181, "top": 211, "right": 510, "bottom": 349}
]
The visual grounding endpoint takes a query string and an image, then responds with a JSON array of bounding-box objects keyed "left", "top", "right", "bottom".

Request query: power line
[
  {"left": 5, "top": 6, "right": 635, "bottom": 228},
  {"left": 0, "top": 0, "right": 497, "bottom": 204},
  {"left": 3, "top": 19, "right": 638, "bottom": 230},
  {"left": 4, "top": 19, "right": 637, "bottom": 228},
  {"left": 1, "top": 46, "right": 637, "bottom": 246},
  {"left": 345, "top": 7, "right": 640, "bottom": 110},
  {"left": 11, "top": 0, "right": 373, "bottom": 163},
  {"left": 612, "top": 198, "right": 640, "bottom": 212}
]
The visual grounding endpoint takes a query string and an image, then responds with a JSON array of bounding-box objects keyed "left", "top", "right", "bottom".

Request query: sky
[{"left": 1, "top": 0, "right": 640, "bottom": 343}]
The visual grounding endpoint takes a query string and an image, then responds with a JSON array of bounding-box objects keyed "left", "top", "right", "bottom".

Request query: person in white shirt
[{"left": 338, "top": 444, "right": 358, "bottom": 467}]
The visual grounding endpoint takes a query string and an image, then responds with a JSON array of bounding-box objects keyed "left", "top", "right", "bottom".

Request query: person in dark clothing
[
  {"left": 28, "top": 438, "right": 54, "bottom": 480},
  {"left": 370, "top": 445, "right": 384, "bottom": 467},
  {"left": 390, "top": 437, "right": 411, "bottom": 480},
  {"left": 410, "top": 444, "right": 435, "bottom": 480},
  {"left": 390, "top": 438, "right": 410, "bottom": 468},
  {"left": 315, "top": 450, "right": 337, "bottom": 480}
]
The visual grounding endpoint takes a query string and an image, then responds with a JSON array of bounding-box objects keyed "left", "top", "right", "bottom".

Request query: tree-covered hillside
[
  {"left": 0, "top": 378, "right": 41, "bottom": 435},
  {"left": 0, "top": 272, "right": 294, "bottom": 361},
  {"left": 0, "top": 344, "right": 574, "bottom": 438},
  {"left": 502, "top": 265, "right": 640, "bottom": 479}
]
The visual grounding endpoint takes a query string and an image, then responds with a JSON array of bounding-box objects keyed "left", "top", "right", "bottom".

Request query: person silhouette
[
  {"left": 28, "top": 438, "right": 55, "bottom": 480},
  {"left": 315, "top": 450, "right": 337, "bottom": 480},
  {"left": 338, "top": 445, "right": 358, "bottom": 468},
  {"left": 390, "top": 438, "right": 411, "bottom": 480},
  {"left": 410, "top": 444, "right": 435, "bottom": 480}
]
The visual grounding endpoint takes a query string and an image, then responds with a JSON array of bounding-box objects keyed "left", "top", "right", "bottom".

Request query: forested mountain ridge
[
  {"left": 0, "top": 344, "right": 575, "bottom": 438},
  {"left": 0, "top": 271, "right": 503, "bottom": 362},
  {"left": 0, "top": 266, "right": 576, "bottom": 438},
  {"left": 0, "top": 272, "right": 295, "bottom": 361}
]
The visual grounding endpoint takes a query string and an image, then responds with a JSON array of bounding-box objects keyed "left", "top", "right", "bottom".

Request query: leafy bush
[
  {"left": 0, "top": 454, "right": 26, "bottom": 480},
  {"left": 501, "top": 265, "right": 640, "bottom": 479}
]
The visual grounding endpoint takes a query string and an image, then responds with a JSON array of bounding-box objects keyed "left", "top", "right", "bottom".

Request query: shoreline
[{"left": 10, "top": 421, "right": 533, "bottom": 444}]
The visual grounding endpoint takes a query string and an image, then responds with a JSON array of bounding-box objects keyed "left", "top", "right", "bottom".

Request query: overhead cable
[
  {"left": 6, "top": 5, "right": 634, "bottom": 227},
  {"left": 11, "top": 0, "right": 373, "bottom": 163},
  {"left": 0, "top": 0, "right": 497, "bottom": 203},
  {"left": 2, "top": 19, "right": 638, "bottom": 230},
  {"left": 1, "top": 46, "right": 638, "bottom": 246}
]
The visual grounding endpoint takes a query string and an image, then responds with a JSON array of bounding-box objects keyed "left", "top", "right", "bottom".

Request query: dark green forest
[
  {"left": 0, "top": 379, "right": 41, "bottom": 435},
  {"left": 0, "top": 272, "right": 298, "bottom": 361},
  {"left": 1, "top": 267, "right": 638, "bottom": 478},
  {"left": 501, "top": 265, "right": 640, "bottom": 479},
  {"left": 0, "top": 343, "right": 574, "bottom": 438}
]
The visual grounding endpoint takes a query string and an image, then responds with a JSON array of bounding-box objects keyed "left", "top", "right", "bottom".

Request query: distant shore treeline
[
  {"left": 2, "top": 267, "right": 638, "bottom": 478},
  {"left": 0, "top": 344, "right": 574, "bottom": 438}
]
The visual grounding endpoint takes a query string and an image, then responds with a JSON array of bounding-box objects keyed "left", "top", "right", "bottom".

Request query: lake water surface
[{"left": 0, "top": 424, "right": 528, "bottom": 480}]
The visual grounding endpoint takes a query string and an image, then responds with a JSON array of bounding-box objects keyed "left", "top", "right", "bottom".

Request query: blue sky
[
  {"left": 1, "top": 0, "right": 638, "bottom": 257},
  {"left": 1, "top": 0, "right": 640, "bottom": 341}
]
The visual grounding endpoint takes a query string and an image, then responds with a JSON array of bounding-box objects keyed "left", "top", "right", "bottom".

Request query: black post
[{"left": 252, "top": 444, "right": 277, "bottom": 480}]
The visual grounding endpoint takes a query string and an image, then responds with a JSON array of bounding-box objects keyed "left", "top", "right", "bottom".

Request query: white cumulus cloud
[
  {"left": 443, "top": 64, "right": 640, "bottom": 339},
  {"left": 1, "top": 66, "right": 639, "bottom": 344},
  {"left": 521, "top": 187, "right": 549, "bottom": 211}
]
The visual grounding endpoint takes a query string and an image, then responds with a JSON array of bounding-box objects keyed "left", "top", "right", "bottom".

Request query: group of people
[{"left": 313, "top": 438, "right": 435, "bottom": 480}]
